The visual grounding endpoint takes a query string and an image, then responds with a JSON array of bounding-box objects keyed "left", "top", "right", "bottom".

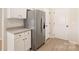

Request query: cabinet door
[
  {"left": 7, "top": 8, "right": 26, "bottom": 18},
  {"left": 24, "top": 31, "right": 31, "bottom": 50},
  {"left": 24, "top": 38, "right": 31, "bottom": 50},
  {"left": 14, "top": 38, "right": 24, "bottom": 51}
]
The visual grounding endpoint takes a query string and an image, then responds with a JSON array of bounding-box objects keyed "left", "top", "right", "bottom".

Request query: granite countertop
[{"left": 7, "top": 27, "right": 31, "bottom": 34}]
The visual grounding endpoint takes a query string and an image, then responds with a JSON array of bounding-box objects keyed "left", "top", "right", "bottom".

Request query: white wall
[
  {"left": 68, "top": 9, "right": 79, "bottom": 41},
  {"left": 53, "top": 9, "right": 70, "bottom": 40},
  {"left": 50, "top": 8, "right": 79, "bottom": 43},
  {"left": 0, "top": 9, "right": 2, "bottom": 40},
  {"left": 77, "top": 9, "right": 79, "bottom": 42}
]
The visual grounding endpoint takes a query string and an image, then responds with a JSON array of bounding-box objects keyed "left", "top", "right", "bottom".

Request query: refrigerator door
[
  {"left": 41, "top": 11, "right": 45, "bottom": 43},
  {"left": 35, "top": 10, "right": 43, "bottom": 49},
  {"left": 27, "top": 11, "right": 36, "bottom": 49}
]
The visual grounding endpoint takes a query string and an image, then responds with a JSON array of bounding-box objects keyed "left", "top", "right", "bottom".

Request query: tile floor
[{"left": 38, "top": 38, "right": 79, "bottom": 51}]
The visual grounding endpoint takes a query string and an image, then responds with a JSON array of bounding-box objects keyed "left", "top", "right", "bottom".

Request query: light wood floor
[
  {"left": 38, "top": 38, "right": 79, "bottom": 51},
  {"left": 0, "top": 40, "right": 2, "bottom": 51}
]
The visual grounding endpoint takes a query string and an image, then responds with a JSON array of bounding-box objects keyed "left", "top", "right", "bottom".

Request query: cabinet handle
[
  {"left": 19, "top": 35, "right": 21, "bottom": 36},
  {"left": 41, "top": 18, "right": 42, "bottom": 32},
  {"left": 23, "top": 38, "right": 27, "bottom": 40}
]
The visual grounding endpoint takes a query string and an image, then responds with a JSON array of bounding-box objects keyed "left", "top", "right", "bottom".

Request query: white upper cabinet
[{"left": 7, "top": 8, "right": 26, "bottom": 18}]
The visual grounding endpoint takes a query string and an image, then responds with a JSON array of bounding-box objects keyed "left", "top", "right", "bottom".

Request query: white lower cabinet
[
  {"left": 7, "top": 28, "right": 31, "bottom": 51},
  {"left": 15, "top": 38, "right": 25, "bottom": 51}
]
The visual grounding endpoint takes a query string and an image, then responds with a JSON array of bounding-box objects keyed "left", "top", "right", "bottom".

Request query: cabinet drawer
[
  {"left": 15, "top": 32, "right": 24, "bottom": 39},
  {"left": 23, "top": 31, "right": 31, "bottom": 37},
  {"left": 24, "top": 32, "right": 29, "bottom": 36},
  {"left": 25, "top": 31, "right": 31, "bottom": 36}
]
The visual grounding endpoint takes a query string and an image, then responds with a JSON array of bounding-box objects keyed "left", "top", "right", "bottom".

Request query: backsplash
[{"left": 7, "top": 18, "right": 24, "bottom": 28}]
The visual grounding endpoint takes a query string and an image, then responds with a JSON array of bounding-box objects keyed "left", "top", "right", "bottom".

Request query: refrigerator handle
[
  {"left": 41, "top": 18, "right": 42, "bottom": 32},
  {"left": 43, "top": 22, "right": 45, "bottom": 29}
]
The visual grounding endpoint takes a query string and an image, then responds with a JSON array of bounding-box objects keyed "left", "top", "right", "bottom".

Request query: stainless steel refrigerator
[{"left": 24, "top": 9, "right": 45, "bottom": 50}]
